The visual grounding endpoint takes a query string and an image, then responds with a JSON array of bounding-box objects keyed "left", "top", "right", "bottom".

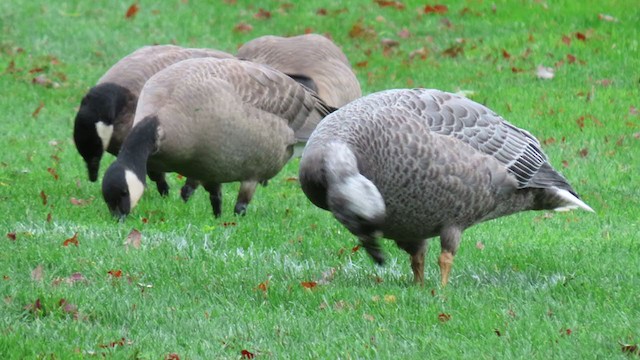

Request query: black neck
[{"left": 117, "top": 115, "right": 160, "bottom": 180}]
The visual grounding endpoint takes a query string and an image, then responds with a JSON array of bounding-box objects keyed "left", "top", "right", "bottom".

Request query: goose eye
[{"left": 121, "top": 189, "right": 129, "bottom": 197}]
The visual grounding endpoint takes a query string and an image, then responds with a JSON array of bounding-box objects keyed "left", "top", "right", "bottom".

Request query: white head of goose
[
  {"left": 73, "top": 45, "right": 233, "bottom": 186},
  {"left": 102, "top": 57, "right": 334, "bottom": 220},
  {"left": 299, "top": 88, "right": 594, "bottom": 286},
  {"left": 236, "top": 33, "right": 362, "bottom": 108}
]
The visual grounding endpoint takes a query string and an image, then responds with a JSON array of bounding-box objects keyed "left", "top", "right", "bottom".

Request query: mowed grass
[{"left": 1, "top": 0, "right": 639, "bottom": 358}]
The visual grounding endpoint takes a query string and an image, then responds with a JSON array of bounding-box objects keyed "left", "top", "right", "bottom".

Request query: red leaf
[
  {"left": 355, "top": 60, "right": 368, "bottom": 68},
  {"left": 562, "top": 160, "right": 569, "bottom": 168},
  {"left": 562, "top": 35, "right": 571, "bottom": 46},
  {"left": 475, "top": 241, "right": 485, "bottom": 250},
  {"left": 575, "top": 32, "right": 586, "bottom": 41},
  {"left": 567, "top": 54, "right": 577, "bottom": 64},
  {"left": 438, "top": 313, "right": 451, "bottom": 322},
  {"left": 576, "top": 116, "right": 585, "bottom": 129},
  {"left": 108, "top": 269, "right": 123, "bottom": 278},
  {"left": 222, "top": 222, "right": 237, "bottom": 227},
  {"left": 25, "top": 298, "right": 43, "bottom": 314},
  {"left": 348, "top": 20, "right": 376, "bottom": 39},
  {"left": 254, "top": 8, "right": 271, "bottom": 19},
  {"left": 7, "top": 232, "right": 16, "bottom": 241},
  {"left": 233, "top": 22, "right": 253, "bottom": 33},
  {"left": 32, "top": 102, "right": 45, "bottom": 118},
  {"left": 424, "top": 4, "right": 448, "bottom": 14},
  {"left": 40, "top": 190, "right": 48, "bottom": 206},
  {"left": 564, "top": 328, "right": 572, "bottom": 335},
  {"left": 301, "top": 281, "right": 317, "bottom": 289},
  {"left": 351, "top": 245, "right": 360, "bottom": 253},
  {"left": 256, "top": 280, "right": 269, "bottom": 292},
  {"left": 165, "top": 354, "right": 181, "bottom": 360},
  {"left": 511, "top": 66, "right": 525, "bottom": 73},
  {"left": 241, "top": 349, "right": 255, "bottom": 359},
  {"left": 63, "top": 233, "right": 79, "bottom": 247},
  {"left": 374, "top": 0, "right": 405, "bottom": 9},
  {"left": 502, "top": 49, "right": 511, "bottom": 59},
  {"left": 47, "top": 167, "right": 59, "bottom": 180},
  {"left": 316, "top": 8, "right": 327, "bottom": 16},
  {"left": 125, "top": 4, "right": 139, "bottom": 19}
]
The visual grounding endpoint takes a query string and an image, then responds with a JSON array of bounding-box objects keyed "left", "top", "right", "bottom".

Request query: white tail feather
[{"left": 552, "top": 188, "right": 595, "bottom": 213}]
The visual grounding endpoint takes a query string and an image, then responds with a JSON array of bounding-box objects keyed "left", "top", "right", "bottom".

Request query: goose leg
[
  {"left": 234, "top": 180, "right": 258, "bottom": 216},
  {"left": 180, "top": 177, "right": 200, "bottom": 203},
  {"left": 203, "top": 182, "right": 223, "bottom": 218},
  {"left": 398, "top": 240, "right": 428, "bottom": 285},
  {"left": 148, "top": 170, "right": 169, "bottom": 197},
  {"left": 439, "top": 227, "right": 462, "bottom": 287},
  {"left": 360, "top": 234, "right": 385, "bottom": 265}
]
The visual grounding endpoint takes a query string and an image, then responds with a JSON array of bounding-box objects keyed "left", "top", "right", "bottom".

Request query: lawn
[{"left": 1, "top": 0, "right": 639, "bottom": 358}]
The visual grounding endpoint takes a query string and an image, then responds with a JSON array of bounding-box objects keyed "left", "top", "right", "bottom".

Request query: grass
[{"left": 1, "top": 0, "right": 639, "bottom": 358}]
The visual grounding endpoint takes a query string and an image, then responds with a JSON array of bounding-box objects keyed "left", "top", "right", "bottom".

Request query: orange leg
[{"left": 438, "top": 251, "right": 454, "bottom": 287}]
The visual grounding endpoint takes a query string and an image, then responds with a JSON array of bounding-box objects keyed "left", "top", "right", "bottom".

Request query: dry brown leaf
[
  {"left": 233, "top": 22, "right": 253, "bottom": 33},
  {"left": 124, "top": 229, "right": 142, "bottom": 250},
  {"left": 32, "top": 102, "right": 45, "bottom": 118},
  {"left": 475, "top": 241, "right": 485, "bottom": 250},
  {"left": 31, "top": 264, "right": 44, "bottom": 282}
]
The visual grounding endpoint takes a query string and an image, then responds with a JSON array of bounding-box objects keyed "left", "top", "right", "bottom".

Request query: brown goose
[
  {"left": 72, "top": 45, "right": 233, "bottom": 190},
  {"left": 237, "top": 34, "right": 362, "bottom": 108},
  {"left": 299, "top": 88, "right": 593, "bottom": 286},
  {"left": 101, "top": 58, "right": 334, "bottom": 220}
]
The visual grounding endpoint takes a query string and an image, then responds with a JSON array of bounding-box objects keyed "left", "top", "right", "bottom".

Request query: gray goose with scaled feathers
[
  {"left": 299, "top": 88, "right": 593, "bottom": 286},
  {"left": 73, "top": 44, "right": 233, "bottom": 189},
  {"left": 237, "top": 34, "right": 361, "bottom": 108},
  {"left": 102, "top": 58, "right": 334, "bottom": 219}
]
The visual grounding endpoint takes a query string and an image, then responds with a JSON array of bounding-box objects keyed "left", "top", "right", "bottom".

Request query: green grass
[{"left": 1, "top": 0, "right": 639, "bottom": 358}]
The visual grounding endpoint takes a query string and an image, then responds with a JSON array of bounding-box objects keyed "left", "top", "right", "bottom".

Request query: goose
[
  {"left": 72, "top": 44, "right": 234, "bottom": 193},
  {"left": 236, "top": 33, "right": 361, "bottom": 108},
  {"left": 101, "top": 58, "right": 334, "bottom": 220},
  {"left": 299, "top": 88, "right": 594, "bottom": 286},
  {"left": 178, "top": 33, "right": 363, "bottom": 202}
]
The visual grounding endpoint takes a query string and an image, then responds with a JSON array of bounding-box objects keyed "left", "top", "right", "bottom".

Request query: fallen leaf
[
  {"left": 511, "top": 66, "right": 525, "bottom": 73},
  {"left": 124, "top": 229, "right": 142, "bottom": 249},
  {"left": 256, "top": 277, "right": 270, "bottom": 292},
  {"left": 351, "top": 245, "right": 360, "bottom": 253},
  {"left": 597, "top": 79, "right": 613, "bottom": 87},
  {"left": 58, "top": 298, "right": 78, "bottom": 315},
  {"left": 24, "top": 298, "right": 43, "bottom": 315},
  {"left": 46, "top": 213, "right": 52, "bottom": 223},
  {"left": 240, "top": 349, "right": 255, "bottom": 359},
  {"left": 125, "top": 3, "right": 139, "bottom": 19},
  {"left": 475, "top": 241, "right": 485, "bottom": 250},
  {"left": 438, "top": 313, "right": 451, "bottom": 322},
  {"left": 374, "top": 0, "right": 405, "bottom": 9},
  {"left": 32, "top": 102, "right": 45, "bottom": 118},
  {"left": 398, "top": 28, "right": 411, "bottom": 38},
  {"left": 70, "top": 197, "right": 93, "bottom": 206},
  {"left": 348, "top": 20, "right": 376, "bottom": 39},
  {"left": 567, "top": 54, "right": 577, "bottom": 64},
  {"left": 424, "top": 4, "right": 448, "bottom": 14},
  {"left": 578, "top": 148, "right": 589, "bottom": 157},
  {"left": 233, "top": 22, "right": 253, "bottom": 33},
  {"left": 254, "top": 8, "right": 271, "bottom": 19},
  {"left": 31, "top": 264, "right": 44, "bottom": 282},
  {"left": 575, "top": 32, "right": 587, "bottom": 41},
  {"left": 502, "top": 49, "right": 511, "bottom": 59},
  {"left": 316, "top": 8, "right": 327, "bottom": 15},
  {"left": 355, "top": 60, "right": 368, "bottom": 68},
  {"left": 98, "top": 337, "right": 130, "bottom": 348},
  {"left": 562, "top": 160, "right": 569, "bottom": 168},
  {"left": 562, "top": 35, "right": 571, "bottom": 46},
  {"left": 598, "top": 13, "right": 618, "bottom": 22},
  {"left": 620, "top": 343, "right": 640, "bottom": 355},
  {"left": 108, "top": 269, "right": 123, "bottom": 278},
  {"left": 222, "top": 222, "right": 236, "bottom": 227},
  {"left": 384, "top": 294, "right": 396, "bottom": 303},
  {"left": 40, "top": 190, "right": 48, "bottom": 205},
  {"left": 536, "top": 65, "right": 555, "bottom": 80},
  {"left": 32, "top": 74, "right": 59, "bottom": 88},
  {"left": 301, "top": 281, "right": 317, "bottom": 289},
  {"left": 285, "top": 176, "right": 298, "bottom": 182},
  {"left": 442, "top": 44, "right": 464, "bottom": 58},
  {"left": 47, "top": 167, "right": 59, "bottom": 180},
  {"left": 63, "top": 233, "right": 79, "bottom": 247},
  {"left": 165, "top": 354, "right": 181, "bottom": 360},
  {"left": 7, "top": 232, "right": 16, "bottom": 241}
]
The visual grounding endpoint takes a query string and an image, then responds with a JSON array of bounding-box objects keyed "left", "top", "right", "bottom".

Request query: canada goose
[
  {"left": 179, "top": 34, "right": 363, "bottom": 202},
  {"left": 236, "top": 34, "right": 362, "bottom": 108},
  {"left": 102, "top": 58, "right": 334, "bottom": 220},
  {"left": 72, "top": 44, "right": 234, "bottom": 191},
  {"left": 299, "top": 88, "right": 594, "bottom": 286}
]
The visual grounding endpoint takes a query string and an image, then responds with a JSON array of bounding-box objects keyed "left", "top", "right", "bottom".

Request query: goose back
[{"left": 237, "top": 34, "right": 361, "bottom": 107}]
